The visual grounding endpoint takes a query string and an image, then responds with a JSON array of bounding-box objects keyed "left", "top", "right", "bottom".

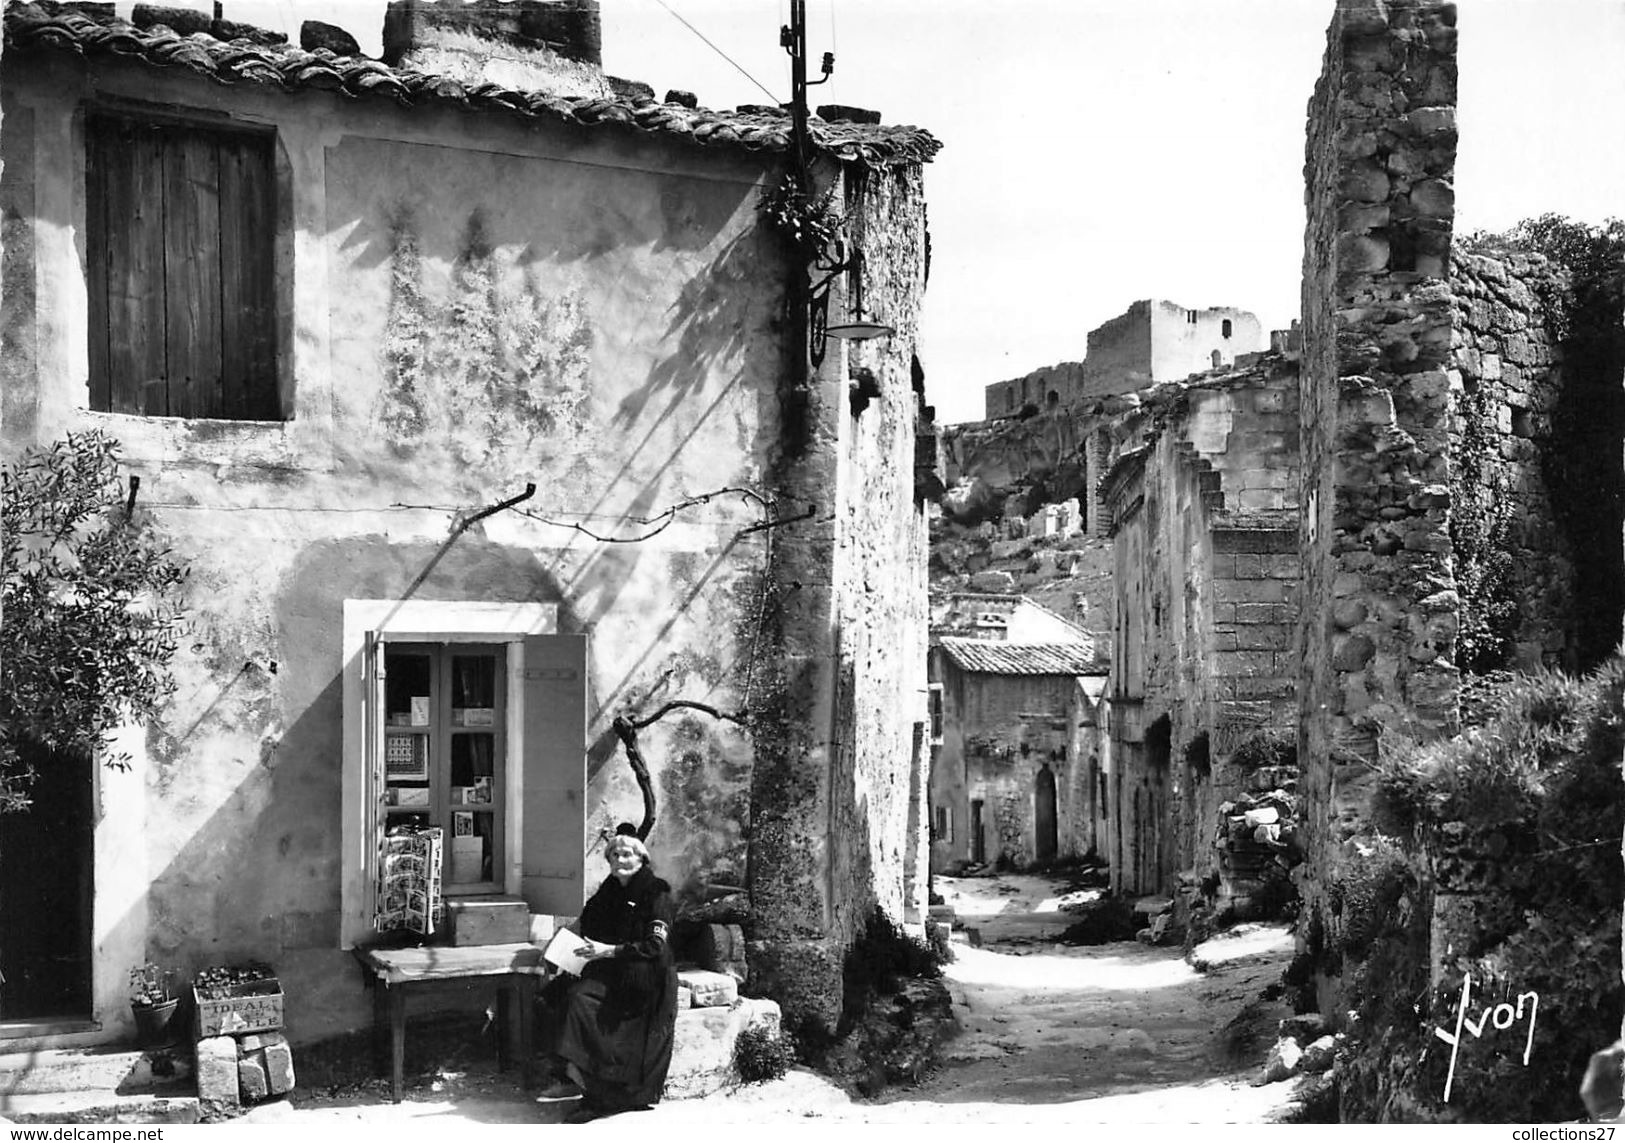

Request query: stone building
[
  {"left": 1099, "top": 355, "right": 1301, "bottom": 899},
  {"left": 0, "top": 0, "right": 939, "bottom": 1050},
  {"left": 927, "top": 613, "right": 1105, "bottom": 873},
  {"left": 984, "top": 299, "right": 1265, "bottom": 417}
]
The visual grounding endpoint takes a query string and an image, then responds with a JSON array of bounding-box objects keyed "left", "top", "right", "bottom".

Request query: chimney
[{"left": 382, "top": 0, "right": 610, "bottom": 98}]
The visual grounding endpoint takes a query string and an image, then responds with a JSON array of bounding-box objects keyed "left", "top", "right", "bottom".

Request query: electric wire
[{"left": 647, "top": 0, "right": 783, "bottom": 106}]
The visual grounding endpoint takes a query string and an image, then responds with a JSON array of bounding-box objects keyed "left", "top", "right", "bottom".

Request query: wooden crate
[{"left": 194, "top": 979, "right": 284, "bottom": 1039}]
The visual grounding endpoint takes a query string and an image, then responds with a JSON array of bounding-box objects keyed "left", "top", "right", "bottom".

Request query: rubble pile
[{"left": 1214, "top": 779, "right": 1300, "bottom": 919}]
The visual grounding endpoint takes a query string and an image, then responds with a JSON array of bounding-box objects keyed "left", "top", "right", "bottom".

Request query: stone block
[
  {"left": 677, "top": 968, "right": 739, "bottom": 1008},
  {"left": 263, "top": 1038, "right": 295, "bottom": 1095},
  {"left": 237, "top": 1055, "right": 268, "bottom": 1103},
  {"left": 195, "top": 1036, "right": 241, "bottom": 1117},
  {"left": 677, "top": 985, "right": 693, "bottom": 1009},
  {"left": 664, "top": 996, "right": 781, "bottom": 1101},
  {"left": 1258, "top": 1035, "right": 1304, "bottom": 1085},
  {"left": 693, "top": 923, "right": 747, "bottom": 981}
]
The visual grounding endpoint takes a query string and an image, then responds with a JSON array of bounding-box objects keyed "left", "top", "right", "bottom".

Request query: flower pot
[{"left": 132, "top": 998, "right": 180, "bottom": 1046}]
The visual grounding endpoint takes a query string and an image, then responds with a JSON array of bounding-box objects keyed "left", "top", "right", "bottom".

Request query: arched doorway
[{"left": 1035, "top": 765, "right": 1058, "bottom": 862}]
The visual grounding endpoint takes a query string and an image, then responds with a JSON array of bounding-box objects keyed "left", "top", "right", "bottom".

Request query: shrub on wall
[{"left": 1334, "top": 658, "right": 1625, "bottom": 1121}]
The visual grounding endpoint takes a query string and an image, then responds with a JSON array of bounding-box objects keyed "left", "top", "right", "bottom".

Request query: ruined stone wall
[
  {"left": 1100, "top": 361, "right": 1301, "bottom": 898},
  {"left": 984, "top": 360, "right": 1090, "bottom": 419},
  {"left": 1297, "top": 0, "right": 1459, "bottom": 1009},
  {"left": 1145, "top": 302, "right": 1266, "bottom": 385},
  {"left": 1448, "top": 250, "right": 1575, "bottom": 671}
]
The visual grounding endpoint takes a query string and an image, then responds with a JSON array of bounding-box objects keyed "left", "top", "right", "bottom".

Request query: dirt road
[{"left": 246, "top": 872, "right": 1306, "bottom": 1127}]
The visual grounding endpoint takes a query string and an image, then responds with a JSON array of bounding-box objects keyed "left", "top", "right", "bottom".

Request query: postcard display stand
[{"left": 375, "top": 827, "right": 444, "bottom": 936}]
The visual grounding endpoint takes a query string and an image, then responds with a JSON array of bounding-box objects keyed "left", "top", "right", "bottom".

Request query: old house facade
[
  {"left": 926, "top": 595, "right": 1104, "bottom": 873},
  {"left": 0, "top": 0, "right": 938, "bottom": 1050},
  {"left": 1099, "top": 357, "right": 1302, "bottom": 901}
]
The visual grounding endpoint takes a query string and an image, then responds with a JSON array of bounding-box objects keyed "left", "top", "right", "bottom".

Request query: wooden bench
[{"left": 351, "top": 944, "right": 547, "bottom": 1103}]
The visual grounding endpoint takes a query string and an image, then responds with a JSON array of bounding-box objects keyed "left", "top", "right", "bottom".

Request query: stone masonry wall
[
  {"left": 1100, "top": 358, "right": 1302, "bottom": 898},
  {"left": 1297, "top": 0, "right": 1459, "bottom": 1011},
  {"left": 1448, "top": 250, "right": 1575, "bottom": 672}
]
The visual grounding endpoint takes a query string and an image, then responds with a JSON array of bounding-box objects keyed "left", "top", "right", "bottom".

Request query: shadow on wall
[{"left": 127, "top": 536, "right": 574, "bottom": 1044}]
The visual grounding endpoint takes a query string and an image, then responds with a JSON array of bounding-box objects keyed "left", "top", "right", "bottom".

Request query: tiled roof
[
  {"left": 6, "top": 2, "right": 941, "bottom": 169},
  {"left": 937, "top": 637, "right": 1102, "bottom": 677}
]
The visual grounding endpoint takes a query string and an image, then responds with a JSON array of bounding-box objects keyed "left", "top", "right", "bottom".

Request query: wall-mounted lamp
[
  {"left": 784, "top": 0, "right": 895, "bottom": 369},
  {"left": 809, "top": 247, "right": 895, "bottom": 366}
]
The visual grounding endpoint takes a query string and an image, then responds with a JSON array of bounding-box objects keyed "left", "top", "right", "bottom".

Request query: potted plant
[{"left": 128, "top": 963, "right": 180, "bottom": 1045}]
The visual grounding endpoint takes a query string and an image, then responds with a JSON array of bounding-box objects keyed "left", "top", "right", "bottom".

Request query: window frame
[
  {"left": 339, "top": 600, "right": 573, "bottom": 949},
  {"left": 84, "top": 108, "right": 280, "bottom": 421},
  {"left": 380, "top": 642, "right": 508, "bottom": 894},
  {"left": 928, "top": 682, "right": 945, "bottom": 745}
]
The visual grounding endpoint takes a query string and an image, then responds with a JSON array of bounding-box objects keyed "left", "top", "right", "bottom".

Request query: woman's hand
[{"left": 575, "top": 938, "right": 618, "bottom": 961}]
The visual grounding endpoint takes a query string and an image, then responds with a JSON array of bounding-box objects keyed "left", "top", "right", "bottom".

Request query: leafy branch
[{"left": 1, "top": 431, "right": 191, "bottom": 812}]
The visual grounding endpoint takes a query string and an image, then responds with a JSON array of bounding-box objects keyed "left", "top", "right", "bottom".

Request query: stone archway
[{"left": 1035, "top": 764, "right": 1058, "bottom": 862}]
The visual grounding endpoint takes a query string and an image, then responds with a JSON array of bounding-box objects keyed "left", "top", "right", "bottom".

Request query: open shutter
[
  {"left": 362, "top": 632, "right": 388, "bottom": 931},
  {"left": 519, "top": 634, "right": 587, "bottom": 916}
]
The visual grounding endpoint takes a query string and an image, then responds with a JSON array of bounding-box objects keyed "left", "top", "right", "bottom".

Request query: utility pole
[{"left": 781, "top": 0, "right": 832, "bottom": 193}]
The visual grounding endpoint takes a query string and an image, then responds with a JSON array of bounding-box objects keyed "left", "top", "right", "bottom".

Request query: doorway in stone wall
[
  {"left": 1035, "top": 765, "right": 1058, "bottom": 862},
  {"left": 0, "top": 742, "right": 94, "bottom": 1022},
  {"left": 971, "top": 799, "right": 986, "bottom": 865},
  {"left": 1146, "top": 715, "right": 1172, "bottom": 894}
]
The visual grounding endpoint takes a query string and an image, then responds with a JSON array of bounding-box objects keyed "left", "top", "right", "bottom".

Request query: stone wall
[
  {"left": 1100, "top": 357, "right": 1302, "bottom": 899},
  {"left": 1448, "top": 250, "right": 1575, "bottom": 672},
  {"left": 746, "top": 159, "right": 933, "bottom": 1037},
  {"left": 1297, "top": 0, "right": 1459, "bottom": 1012}
]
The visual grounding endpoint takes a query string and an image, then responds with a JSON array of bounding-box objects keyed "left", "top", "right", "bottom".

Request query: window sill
[
  {"left": 0, "top": 1018, "right": 100, "bottom": 1040},
  {"left": 81, "top": 410, "right": 301, "bottom": 470}
]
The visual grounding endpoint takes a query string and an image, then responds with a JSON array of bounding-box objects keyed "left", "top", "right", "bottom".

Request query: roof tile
[
  {"left": 6, "top": 1, "right": 940, "bottom": 169},
  {"left": 937, "top": 638, "right": 1103, "bottom": 677}
]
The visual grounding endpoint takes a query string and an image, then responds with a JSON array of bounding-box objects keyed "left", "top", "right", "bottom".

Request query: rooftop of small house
[
  {"left": 5, "top": 1, "right": 942, "bottom": 169},
  {"left": 936, "top": 637, "right": 1103, "bottom": 678}
]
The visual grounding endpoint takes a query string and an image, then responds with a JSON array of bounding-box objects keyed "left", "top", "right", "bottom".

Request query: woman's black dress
[{"left": 550, "top": 865, "right": 679, "bottom": 1112}]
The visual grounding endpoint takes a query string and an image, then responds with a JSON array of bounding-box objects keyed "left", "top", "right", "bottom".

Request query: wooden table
[{"left": 352, "top": 944, "right": 549, "bottom": 1103}]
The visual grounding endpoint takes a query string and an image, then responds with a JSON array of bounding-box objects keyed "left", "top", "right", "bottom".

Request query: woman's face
[{"left": 606, "top": 844, "right": 643, "bottom": 879}]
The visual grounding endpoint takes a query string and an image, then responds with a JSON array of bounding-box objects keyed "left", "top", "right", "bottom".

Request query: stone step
[
  {"left": 0, "top": 1091, "right": 200, "bottom": 1124},
  {"left": 0, "top": 1045, "right": 193, "bottom": 1096},
  {"left": 664, "top": 997, "right": 779, "bottom": 1101}
]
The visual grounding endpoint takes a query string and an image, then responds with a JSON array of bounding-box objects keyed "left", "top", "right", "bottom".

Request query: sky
[{"left": 171, "top": 1, "right": 1625, "bottom": 423}]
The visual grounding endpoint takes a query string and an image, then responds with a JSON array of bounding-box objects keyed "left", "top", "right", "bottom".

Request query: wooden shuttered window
[{"left": 86, "top": 113, "right": 277, "bottom": 420}]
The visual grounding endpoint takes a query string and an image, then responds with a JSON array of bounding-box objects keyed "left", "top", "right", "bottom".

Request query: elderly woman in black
[{"left": 540, "top": 831, "right": 679, "bottom": 1122}]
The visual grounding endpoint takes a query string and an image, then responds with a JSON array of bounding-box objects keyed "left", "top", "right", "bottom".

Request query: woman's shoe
[{"left": 536, "top": 1078, "right": 583, "bottom": 1100}]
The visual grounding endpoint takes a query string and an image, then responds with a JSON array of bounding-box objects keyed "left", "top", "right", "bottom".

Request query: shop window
[
  {"left": 85, "top": 112, "right": 279, "bottom": 419},
  {"left": 340, "top": 601, "right": 584, "bottom": 947},
  {"left": 382, "top": 645, "right": 506, "bottom": 890}
]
